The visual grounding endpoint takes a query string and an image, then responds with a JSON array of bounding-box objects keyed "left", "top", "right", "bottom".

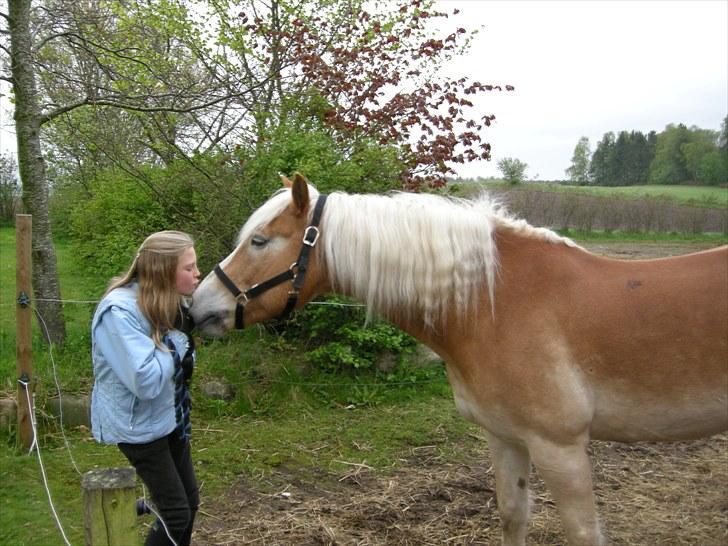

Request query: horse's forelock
[{"left": 235, "top": 185, "right": 321, "bottom": 248}]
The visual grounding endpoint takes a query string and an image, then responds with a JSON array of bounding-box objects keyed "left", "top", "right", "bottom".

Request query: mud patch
[{"left": 195, "top": 436, "right": 727, "bottom": 545}]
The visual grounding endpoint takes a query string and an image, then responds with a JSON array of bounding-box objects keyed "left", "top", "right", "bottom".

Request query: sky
[
  {"left": 1, "top": 0, "right": 726, "bottom": 182},
  {"left": 434, "top": 0, "right": 728, "bottom": 180}
]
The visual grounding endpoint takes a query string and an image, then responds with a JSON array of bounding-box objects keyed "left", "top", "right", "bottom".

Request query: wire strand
[
  {"left": 142, "top": 484, "right": 179, "bottom": 546},
  {"left": 221, "top": 376, "right": 446, "bottom": 388},
  {"left": 27, "top": 297, "right": 366, "bottom": 307},
  {"left": 32, "top": 305, "right": 82, "bottom": 476},
  {"left": 35, "top": 298, "right": 99, "bottom": 304},
  {"left": 19, "top": 379, "right": 73, "bottom": 546}
]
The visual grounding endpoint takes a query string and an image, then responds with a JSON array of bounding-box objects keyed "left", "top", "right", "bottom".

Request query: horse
[{"left": 189, "top": 173, "right": 728, "bottom": 545}]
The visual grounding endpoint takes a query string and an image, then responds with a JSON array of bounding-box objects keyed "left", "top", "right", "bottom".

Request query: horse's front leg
[
  {"left": 528, "top": 436, "right": 605, "bottom": 545},
  {"left": 486, "top": 432, "right": 532, "bottom": 546}
]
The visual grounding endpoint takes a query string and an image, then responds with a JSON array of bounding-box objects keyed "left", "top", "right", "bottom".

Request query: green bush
[
  {"left": 58, "top": 130, "right": 406, "bottom": 278},
  {"left": 283, "top": 296, "right": 417, "bottom": 373},
  {"left": 68, "top": 171, "right": 169, "bottom": 279},
  {"left": 241, "top": 127, "right": 406, "bottom": 196}
]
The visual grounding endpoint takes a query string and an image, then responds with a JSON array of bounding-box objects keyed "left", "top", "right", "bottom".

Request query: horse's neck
[
  {"left": 399, "top": 227, "right": 584, "bottom": 361},
  {"left": 316, "top": 223, "right": 583, "bottom": 361}
]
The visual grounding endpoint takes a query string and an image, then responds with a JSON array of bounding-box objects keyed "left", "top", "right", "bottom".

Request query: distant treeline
[{"left": 567, "top": 117, "right": 728, "bottom": 187}]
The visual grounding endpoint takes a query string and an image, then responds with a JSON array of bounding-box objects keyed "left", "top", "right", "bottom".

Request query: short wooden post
[
  {"left": 82, "top": 467, "right": 139, "bottom": 546},
  {"left": 16, "top": 214, "right": 34, "bottom": 450}
]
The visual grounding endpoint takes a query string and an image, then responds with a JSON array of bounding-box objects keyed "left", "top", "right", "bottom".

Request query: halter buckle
[{"left": 302, "top": 226, "right": 320, "bottom": 247}]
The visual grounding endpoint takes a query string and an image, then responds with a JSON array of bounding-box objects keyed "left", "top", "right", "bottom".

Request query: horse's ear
[
  {"left": 291, "top": 172, "right": 309, "bottom": 216},
  {"left": 280, "top": 174, "right": 293, "bottom": 188}
]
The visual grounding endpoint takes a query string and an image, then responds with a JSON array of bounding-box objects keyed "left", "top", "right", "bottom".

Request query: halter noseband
[{"left": 213, "top": 194, "right": 327, "bottom": 329}]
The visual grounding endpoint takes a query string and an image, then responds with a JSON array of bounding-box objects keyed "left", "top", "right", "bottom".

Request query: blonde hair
[{"left": 104, "top": 230, "right": 194, "bottom": 346}]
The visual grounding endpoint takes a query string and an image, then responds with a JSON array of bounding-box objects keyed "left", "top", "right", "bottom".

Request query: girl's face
[{"left": 176, "top": 246, "right": 200, "bottom": 296}]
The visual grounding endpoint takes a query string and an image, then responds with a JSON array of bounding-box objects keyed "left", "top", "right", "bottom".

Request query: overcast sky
[
  {"left": 434, "top": 0, "right": 728, "bottom": 180},
  {"left": 2, "top": 1, "right": 726, "bottom": 183}
]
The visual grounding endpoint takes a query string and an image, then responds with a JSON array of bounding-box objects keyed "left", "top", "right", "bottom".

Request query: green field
[
  {"left": 456, "top": 180, "right": 728, "bottom": 208},
  {"left": 543, "top": 183, "right": 727, "bottom": 208}
]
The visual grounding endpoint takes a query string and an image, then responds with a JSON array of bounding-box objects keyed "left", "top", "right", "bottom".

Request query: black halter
[{"left": 213, "top": 194, "right": 327, "bottom": 329}]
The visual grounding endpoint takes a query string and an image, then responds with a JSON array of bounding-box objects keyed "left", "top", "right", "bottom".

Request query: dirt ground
[{"left": 193, "top": 242, "right": 728, "bottom": 546}]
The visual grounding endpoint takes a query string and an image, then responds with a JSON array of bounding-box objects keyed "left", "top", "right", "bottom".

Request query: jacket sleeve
[{"left": 93, "top": 305, "right": 175, "bottom": 400}]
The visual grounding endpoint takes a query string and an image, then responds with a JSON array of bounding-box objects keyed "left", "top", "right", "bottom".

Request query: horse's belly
[{"left": 590, "top": 386, "right": 728, "bottom": 442}]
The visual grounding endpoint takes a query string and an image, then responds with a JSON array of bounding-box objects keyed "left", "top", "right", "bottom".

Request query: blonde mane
[{"left": 320, "top": 190, "right": 575, "bottom": 329}]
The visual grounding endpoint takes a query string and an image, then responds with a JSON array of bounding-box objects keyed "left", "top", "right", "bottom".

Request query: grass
[{"left": 0, "top": 394, "right": 479, "bottom": 545}]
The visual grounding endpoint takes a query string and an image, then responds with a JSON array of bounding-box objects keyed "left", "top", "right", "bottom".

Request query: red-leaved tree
[{"left": 238, "top": 0, "right": 513, "bottom": 189}]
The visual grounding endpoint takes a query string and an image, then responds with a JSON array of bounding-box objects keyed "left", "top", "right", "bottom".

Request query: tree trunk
[{"left": 9, "top": 0, "right": 66, "bottom": 345}]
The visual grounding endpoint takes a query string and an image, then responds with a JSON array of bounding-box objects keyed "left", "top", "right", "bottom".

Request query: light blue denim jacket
[{"left": 90, "top": 283, "right": 191, "bottom": 444}]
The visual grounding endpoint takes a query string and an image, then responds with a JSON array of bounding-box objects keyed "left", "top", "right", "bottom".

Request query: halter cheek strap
[
  {"left": 213, "top": 194, "right": 328, "bottom": 329},
  {"left": 212, "top": 264, "right": 247, "bottom": 329}
]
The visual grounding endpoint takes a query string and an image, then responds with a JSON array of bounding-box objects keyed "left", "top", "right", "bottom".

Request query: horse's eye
[{"left": 251, "top": 234, "right": 268, "bottom": 248}]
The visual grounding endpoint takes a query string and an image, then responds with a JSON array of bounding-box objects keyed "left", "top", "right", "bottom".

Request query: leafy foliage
[
  {"left": 44, "top": 0, "right": 514, "bottom": 275},
  {"left": 63, "top": 118, "right": 410, "bottom": 279},
  {"left": 68, "top": 171, "right": 168, "bottom": 279},
  {"left": 39, "top": 0, "right": 512, "bottom": 201},
  {"left": 0, "top": 154, "right": 19, "bottom": 224},
  {"left": 281, "top": 296, "right": 417, "bottom": 373},
  {"left": 264, "top": 0, "right": 511, "bottom": 188},
  {"left": 565, "top": 137, "right": 591, "bottom": 185},
  {"left": 589, "top": 130, "right": 657, "bottom": 186}
]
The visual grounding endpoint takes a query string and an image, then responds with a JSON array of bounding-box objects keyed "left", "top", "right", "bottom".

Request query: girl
[{"left": 91, "top": 230, "right": 200, "bottom": 546}]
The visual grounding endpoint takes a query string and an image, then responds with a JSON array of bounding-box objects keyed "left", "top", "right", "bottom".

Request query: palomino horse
[{"left": 190, "top": 173, "right": 728, "bottom": 545}]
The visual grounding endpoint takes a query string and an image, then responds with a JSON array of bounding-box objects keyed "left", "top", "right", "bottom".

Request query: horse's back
[{"left": 576, "top": 245, "right": 727, "bottom": 441}]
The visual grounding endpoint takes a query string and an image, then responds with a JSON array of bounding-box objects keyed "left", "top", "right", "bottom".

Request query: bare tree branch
[{"left": 35, "top": 31, "right": 75, "bottom": 52}]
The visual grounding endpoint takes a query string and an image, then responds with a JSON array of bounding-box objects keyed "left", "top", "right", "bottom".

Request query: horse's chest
[{"left": 446, "top": 363, "right": 522, "bottom": 438}]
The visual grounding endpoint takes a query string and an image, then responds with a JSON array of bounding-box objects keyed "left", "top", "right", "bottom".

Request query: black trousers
[{"left": 119, "top": 432, "right": 199, "bottom": 546}]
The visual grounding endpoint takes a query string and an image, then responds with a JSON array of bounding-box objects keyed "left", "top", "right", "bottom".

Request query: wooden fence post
[
  {"left": 82, "top": 467, "right": 139, "bottom": 546},
  {"left": 15, "top": 214, "right": 33, "bottom": 451}
]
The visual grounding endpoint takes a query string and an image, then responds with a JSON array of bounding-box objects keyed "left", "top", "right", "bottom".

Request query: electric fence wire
[
  {"left": 2, "top": 297, "right": 367, "bottom": 307},
  {"left": 142, "top": 484, "right": 179, "bottom": 546},
  {"left": 32, "top": 304, "right": 81, "bottom": 476},
  {"left": 18, "top": 377, "right": 72, "bottom": 546}
]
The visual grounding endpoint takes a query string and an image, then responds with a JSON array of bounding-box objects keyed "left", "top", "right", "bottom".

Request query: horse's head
[{"left": 190, "top": 173, "right": 328, "bottom": 336}]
